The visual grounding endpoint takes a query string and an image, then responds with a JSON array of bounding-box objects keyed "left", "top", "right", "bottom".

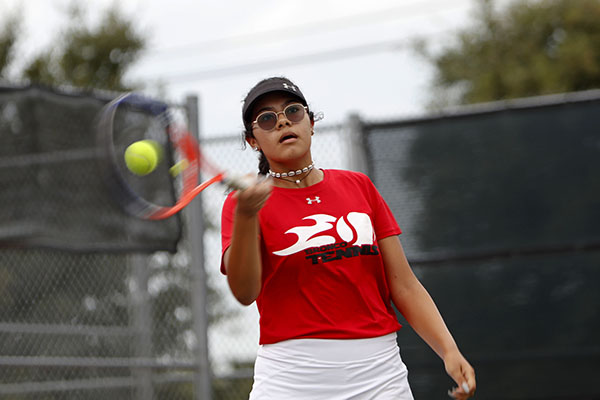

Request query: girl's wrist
[
  {"left": 441, "top": 345, "right": 461, "bottom": 361},
  {"left": 235, "top": 205, "right": 259, "bottom": 218}
]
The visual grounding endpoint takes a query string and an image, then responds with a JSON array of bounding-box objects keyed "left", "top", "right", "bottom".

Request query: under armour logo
[
  {"left": 283, "top": 83, "right": 297, "bottom": 92},
  {"left": 306, "top": 197, "right": 321, "bottom": 205}
]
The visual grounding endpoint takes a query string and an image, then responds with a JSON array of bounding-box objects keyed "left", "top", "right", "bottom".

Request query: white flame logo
[{"left": 273, "top": 213, "right": 374, "bottom": 256}]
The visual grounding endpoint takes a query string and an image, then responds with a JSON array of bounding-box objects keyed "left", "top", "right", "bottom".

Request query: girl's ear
[{"left": 246, "top": 136, "right": 258, "bottom": 150}]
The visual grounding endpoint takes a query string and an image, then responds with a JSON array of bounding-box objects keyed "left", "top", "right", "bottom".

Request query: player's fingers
[
  {"left": 234, "top": 175, "right": 272, "bottom": 215},
  {"left": 459, "top": 359, "right": 476, "bottom": 395},
  {"left": 243, "top": 175, "right": 272, "bottom": 199},
  {"left": 448, "top": 381, "right": 474, "bottom": 399},
  {"left": 232, "top": 174, "right": 267, "bottom": 194},
  {"left": 445, "top": 354, "right": 475, "bottom": 399},
  {"left": 255, "top": 174, "right": 273, "bottom": 190},
  {"left": 229, "top": 173, "right": 259, "bottom": 192},
  {"left": 464, "top": 370, "right": 476, "bottom": 397},
  {"left": 448, "top": 387, "right": 469, "bottom": 400}
]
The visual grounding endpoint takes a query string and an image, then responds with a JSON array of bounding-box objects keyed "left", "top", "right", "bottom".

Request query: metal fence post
[
  {"left": 131, "top": 254, "right": 154, "bottom": 400},
  {"left": 345, "top": 113, "right": 369, "bottom": 175},
  {"left": 185, "top": 94, "right": 212, "bottom": 400}
]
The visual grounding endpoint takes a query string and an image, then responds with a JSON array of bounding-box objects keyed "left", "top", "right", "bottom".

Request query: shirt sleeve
[{"left": 220, "top": 191, "right": 237, "bottom": 274}]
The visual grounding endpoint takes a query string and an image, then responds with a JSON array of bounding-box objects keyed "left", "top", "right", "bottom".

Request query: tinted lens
[
  {"left": 284, "top": 104, "right": 305, "bottom": 122},
  {"left": 256, "top": 112, "right": 277, "bottom": 130},
  {"left": 254, "top": 104, "right": 306, "bottom": 130}
]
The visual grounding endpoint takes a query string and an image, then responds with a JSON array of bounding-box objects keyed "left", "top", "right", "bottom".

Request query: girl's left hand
[{"left": 444, "top": 349, "right": 476, "bottom": 399}]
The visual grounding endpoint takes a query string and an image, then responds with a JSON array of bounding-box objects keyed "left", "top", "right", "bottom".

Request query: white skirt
[{"left": 249, "top": 333, "right": 414, "bottom": 400}]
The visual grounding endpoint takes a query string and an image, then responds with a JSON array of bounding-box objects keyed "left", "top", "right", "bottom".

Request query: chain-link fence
[
  {"left": 0, "top": 86, "right": 205, "bottom": 400},
  {"left": 0, "top": 84, "right": 350, "bottom": 400},
  {"left": 3, "top": 84, "right": 599, "bottom": 400},
  {"left": 0, "top": 250, "right": 200, "bottom": 399}
]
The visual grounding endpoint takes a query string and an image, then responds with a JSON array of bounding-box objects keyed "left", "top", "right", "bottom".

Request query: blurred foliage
[
  {"left": 0, "top": 13, "right": 19, "bottom": 79},
  {"left": 212, "top": 361, "right": 254, "bottom": 400},
  {"left": 422, "top": 0, "right": 600, "bottom": 107},
  {"left": 0, "top": 4, "right": 145, "bottom": 91},
  {"left": 22, "top": 4, "right": 145, "bottom": 90}
]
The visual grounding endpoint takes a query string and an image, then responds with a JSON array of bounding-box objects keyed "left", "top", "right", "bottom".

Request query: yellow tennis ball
[{"left": 124, "top": 140, "right": 159, "bottom": 176}]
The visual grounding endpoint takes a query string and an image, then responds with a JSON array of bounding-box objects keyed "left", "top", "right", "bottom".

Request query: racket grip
[{"left": 222, "top": 173, "right": 253, "bottom": 191}]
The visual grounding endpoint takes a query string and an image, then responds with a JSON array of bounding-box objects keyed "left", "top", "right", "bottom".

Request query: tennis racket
[{"left": 96, "top": 92, "right": 250, "bottom": 220}]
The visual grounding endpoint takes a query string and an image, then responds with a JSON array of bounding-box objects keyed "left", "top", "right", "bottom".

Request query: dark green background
[{"left": 366, "top": 94, "right": 600, "bottom": 399}]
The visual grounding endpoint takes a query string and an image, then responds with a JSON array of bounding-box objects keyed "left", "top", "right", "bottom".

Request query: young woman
[{"left": 220, "top": 77, "right": 476, "bottom": 399}]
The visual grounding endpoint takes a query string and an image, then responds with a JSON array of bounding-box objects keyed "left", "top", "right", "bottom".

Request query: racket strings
[
  {"left": 167, "top": 123, "right": 224, "bottom": 178},
  {"left": 153, "top": 106, "right": 224, "bottom": 180},
  {"left": 101, "top": 92, "right": 230, "bottom": 220}
]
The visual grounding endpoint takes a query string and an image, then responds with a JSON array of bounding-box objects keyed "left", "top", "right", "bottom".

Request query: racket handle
[{"left": 221, "top": 173, "right": 254, "bottom": 191}]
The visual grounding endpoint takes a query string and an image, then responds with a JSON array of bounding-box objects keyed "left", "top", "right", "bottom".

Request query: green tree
[
  {"left": 22, "top": 4, "right": 145, "bottom": 91},
  {"left": 0, "top": 13, "right": 19, "bottom": 79},
  {"left": 422, "top": 0, "right": 600, "bottom": 108}
]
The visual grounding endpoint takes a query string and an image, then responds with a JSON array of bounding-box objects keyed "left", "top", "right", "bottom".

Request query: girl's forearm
[
  {"left": 225, "top": 210, "right": 262, "bottom": 305},
  {"left": 393, "top": 281, "right": 459, "bottom": 360},
  {"left": 379, "top": 236, "right": 459, "bottom": 360}
]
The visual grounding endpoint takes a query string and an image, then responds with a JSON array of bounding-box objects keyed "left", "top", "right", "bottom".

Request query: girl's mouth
[{"left": 279, "top": 133, "right": 298, "bottom": 143}]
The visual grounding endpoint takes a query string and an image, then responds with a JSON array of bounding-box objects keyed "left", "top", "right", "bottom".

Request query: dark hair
[{"left": 241, "top": 77, "right": 314, "bottom": 175}]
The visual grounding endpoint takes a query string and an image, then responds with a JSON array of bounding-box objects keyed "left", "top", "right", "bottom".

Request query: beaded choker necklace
[{"left": 268, "top": 162, "right": 315, "bottom": 185}]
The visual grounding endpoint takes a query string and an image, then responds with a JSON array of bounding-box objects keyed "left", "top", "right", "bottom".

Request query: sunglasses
[{"left": 252, "top": 103, "right": 308, "bottom": 131}]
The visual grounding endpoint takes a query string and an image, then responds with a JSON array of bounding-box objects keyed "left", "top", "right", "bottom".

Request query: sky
[{"left": 0, "top": 0, "right": 512, "bottom": 137}]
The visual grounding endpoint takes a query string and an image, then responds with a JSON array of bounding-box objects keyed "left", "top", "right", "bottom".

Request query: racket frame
[{"left": 97, "top": 93, "right": 216, "bottom": 220}]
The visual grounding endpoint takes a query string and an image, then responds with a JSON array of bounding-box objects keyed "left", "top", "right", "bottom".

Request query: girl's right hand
[{"left": 234, "top": 175, "right": 273, "bottom": 217}]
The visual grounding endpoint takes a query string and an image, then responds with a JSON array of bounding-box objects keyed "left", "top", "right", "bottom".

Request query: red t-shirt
[{"left": 220, "top": 169, "right": 402, "bottom": 344}]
